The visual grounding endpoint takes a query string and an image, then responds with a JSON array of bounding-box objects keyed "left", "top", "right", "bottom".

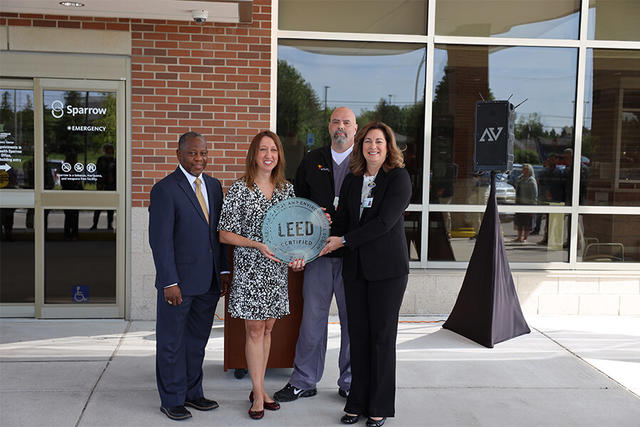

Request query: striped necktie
[{"left": 194, "top": 177, "right": 209, "bottom": 223}]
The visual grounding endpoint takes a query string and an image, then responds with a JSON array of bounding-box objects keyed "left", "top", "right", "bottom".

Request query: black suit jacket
[
  {"left": 332, "top": 167, "right": 412, "bottom": 282},
  {"left": 148, "top": 168, "right": 230, "bottom": 296},
  {"left": 294, "top": 146, "right": 344, "bottom": 258}
]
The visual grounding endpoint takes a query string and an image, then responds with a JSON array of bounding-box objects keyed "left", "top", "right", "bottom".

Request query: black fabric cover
[{"left": 443, "top": 174, "right": 530, "bottom": 348}]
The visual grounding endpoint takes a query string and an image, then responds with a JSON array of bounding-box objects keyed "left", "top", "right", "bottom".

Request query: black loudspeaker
[{"left": 474, "top": 101, "right": 514, "bottom": 172}]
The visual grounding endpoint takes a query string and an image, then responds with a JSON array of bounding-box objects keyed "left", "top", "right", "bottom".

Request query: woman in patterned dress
[{"left": 218, "top": 130, "right": 304, "bottom": 420}]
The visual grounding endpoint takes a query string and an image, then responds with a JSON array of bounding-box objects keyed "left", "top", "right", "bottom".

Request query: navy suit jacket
[
  {"left": 332, "top": 167, "right": 412, "bottom": 282},
  {"left": 149, "top": 167, "right": 229, "bottom": 296}
]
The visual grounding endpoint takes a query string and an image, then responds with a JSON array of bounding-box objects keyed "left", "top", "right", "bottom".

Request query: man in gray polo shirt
[{"left": 274, "top": 107, "right": 357, "bottom": 402}]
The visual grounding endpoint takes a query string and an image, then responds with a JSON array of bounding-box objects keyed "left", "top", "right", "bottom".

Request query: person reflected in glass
[
  {"left": 319, "top": 122, "right": 411, "bottom": 427},
  {"left": 430, "top": 162, "right": 458, "bottom": 239},
  {"left": 60, "top": 151, "right": 82, "bottom": 240},
  {"left": 513, "top": 163, "right": 538, "bottom": 243},
  {"left": 561, "top": 148, "right": 589, "bottom": 248},
  {"left": 218, "top": 130, "right": 305, "bottom": 420},
  {"left": 536, "top": 154, "right": 564, "bottom": 245},
  {"left": 91, "top": 143, "right": 116, "bottom": 230}
]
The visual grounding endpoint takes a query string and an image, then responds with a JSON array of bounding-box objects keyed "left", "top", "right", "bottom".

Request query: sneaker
[
  {"left": 338, "top": 388, "right": 350, "bottom": 398},
  {"left": 273, "top": 383, "right": 317, "bottom": 402}
]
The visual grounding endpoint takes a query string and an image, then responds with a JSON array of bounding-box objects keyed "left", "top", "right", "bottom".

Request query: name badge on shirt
[
  {"left": 333, "top": 196, "right": 339, "bottom": 209},
  {"left": 362, "top": 197, "right": 373, "bottom": 208}
]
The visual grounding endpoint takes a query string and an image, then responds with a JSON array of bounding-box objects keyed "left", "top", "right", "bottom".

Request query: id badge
[
  {"left": 362, "top": 197, "right": 373, "bottom": 208},
  {"left": 333, "top": 196, "right": 339, "bottom": 209}
]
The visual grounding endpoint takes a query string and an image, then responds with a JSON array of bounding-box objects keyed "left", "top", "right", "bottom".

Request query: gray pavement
[{"left": 1, "top": 315, "right": 639, "bottom": 427}]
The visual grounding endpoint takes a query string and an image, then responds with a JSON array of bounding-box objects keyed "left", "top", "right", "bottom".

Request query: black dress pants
[{"left": 343, "top": 274, "right": 407, "bottom": 418}]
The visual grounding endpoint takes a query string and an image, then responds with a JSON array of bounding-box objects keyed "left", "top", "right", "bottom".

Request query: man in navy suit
[{"left": 149, "top": 131, "right": 231, "bottom": 421}]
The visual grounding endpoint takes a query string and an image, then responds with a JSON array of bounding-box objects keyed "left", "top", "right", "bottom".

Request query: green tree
[{"left": 276, "top": 60, "right": 325, "bottom": 149}]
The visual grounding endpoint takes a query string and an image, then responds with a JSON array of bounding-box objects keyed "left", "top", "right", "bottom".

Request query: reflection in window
[
  {"left": 44, "top": 209, "right": 116, "bottom": 304},
  {"left": 0, "top": 89, "right": 34, "bottom": 190},
  {"left": 431, "top": 45, "right": 577, "bottom": 209},
  {"left": 428, "top": 211, "right": 569, "bottom": 262},
  {"left": 279, "top": 0, "right": 428, "bottom": 35},
  {"left": 580, "top": 214, "right": 640, "bottom": 262},
  {"left": 278, "top": 40, "right": 426, "bottom": 203},
  {"left": 435, "top": 0, "right": 580, "bottom": 39},
  {"left": 43, "top": 91, "right": 117, "bottom": 192},
  {"left": 0, "top": 208, "right": 34, "bottom": 303},
  {"left": 588, "top": 0, "right": 640, "bottom": 41},
  {"left": 583, "top": 49, "right": 640, "bottom": 206}
]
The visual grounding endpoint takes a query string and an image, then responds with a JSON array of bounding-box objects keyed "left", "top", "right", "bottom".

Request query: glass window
[
  {"left": 278, "top": 0, "right": 428, "bottom": 35},
  {"left": 428, "top": 211, "right": 569, "bottom": 262},
  {"left": 0, "top": 208, "right": 34, "bottom": 303},
  {"left": 405, "top": 211, "right": 422, "bottom": 261},
  {"left": 588, "top": 0, "right": 640, "bottom": 41},
  {"left": 0, "top": 89, "right": 34, "bottom": 190},
  {"left": 44, "top": 209, "right": 116, "bottom": 303},
  {"left": 431, "top": 45, "right": 578, "bottom": 207},
  {"left": 43, "top": 90, "right": 117, "bottom": 192},
  {"left": 278, "top": 40, "right": 426, "bottom": 203},
  {"left": 580, "top": 214, "right": 640, "bottom": 262},
  {"left": 583, "top": 49, "right": 640, "bottom": 206},
  {"left": 435, "top": 0, "right": 580, "bottom": 39}
]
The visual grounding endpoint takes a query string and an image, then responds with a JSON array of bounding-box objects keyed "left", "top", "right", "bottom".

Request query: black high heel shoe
[
  {"left": 248, "top": 406, "right": 264, "bottom": 420},
  {"left": 366, "top": 417, "right": 386, "bottom": 426},
  {"left": 250, "top": 391, "right": 280, "bottom": 411},
  {"left": 341, "top": 413, "right": 360, "bottom": 424}
]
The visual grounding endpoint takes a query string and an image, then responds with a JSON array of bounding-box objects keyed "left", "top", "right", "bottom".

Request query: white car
[{"left": 495, "top": 173, "right": 516, "bottom": 204}]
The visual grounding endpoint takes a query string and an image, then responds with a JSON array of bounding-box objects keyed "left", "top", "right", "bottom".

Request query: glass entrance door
[{"left": 0, "top": 78, "right": 126, "bottom": 318}]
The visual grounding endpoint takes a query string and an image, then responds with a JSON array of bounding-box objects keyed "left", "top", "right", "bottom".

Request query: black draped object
[{"left": 443, "top": 173, "right": 530, "bottom": 348}]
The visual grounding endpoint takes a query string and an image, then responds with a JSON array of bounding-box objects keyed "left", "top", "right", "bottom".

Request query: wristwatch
[{"left": 341, "top": 236, "right": 346, "bottom": 246}]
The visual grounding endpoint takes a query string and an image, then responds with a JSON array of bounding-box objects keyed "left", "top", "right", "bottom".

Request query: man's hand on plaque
[
  {"left": 289, "top": 258, "right": 305, "bottom": 272},
  {"left": 255, "top": 242, "right": 281, "bottom": 263},
  {"left": 319, "top": 236, "right": 344, "bottom": 257}
]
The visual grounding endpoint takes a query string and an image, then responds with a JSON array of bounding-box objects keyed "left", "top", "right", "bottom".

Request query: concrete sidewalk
[{"left": 1, "top": 316, "right": 639, "bottom": 427}]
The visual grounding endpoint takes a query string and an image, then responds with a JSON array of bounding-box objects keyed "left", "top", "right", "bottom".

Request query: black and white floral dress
[{"left": 218, "top": 178, "right": 295, "bottom": 320}]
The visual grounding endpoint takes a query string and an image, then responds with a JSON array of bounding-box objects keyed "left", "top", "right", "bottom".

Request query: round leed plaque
[{"left": 262, "top": 197, "right": 330, "bottom": 264}]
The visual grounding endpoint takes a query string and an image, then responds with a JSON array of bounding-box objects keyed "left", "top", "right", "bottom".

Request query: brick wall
[{"left": 1, "top": 0, "right": 273, "bottom": 206}]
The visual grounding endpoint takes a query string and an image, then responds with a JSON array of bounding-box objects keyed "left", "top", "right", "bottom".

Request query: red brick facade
[{"left": 1, "top": 0, "right": 273, "bottom": 207}]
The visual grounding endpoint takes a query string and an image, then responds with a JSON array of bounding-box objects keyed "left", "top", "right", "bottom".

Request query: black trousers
[{"left": 343, "top": 274, "right": 408, "bottom": 418}]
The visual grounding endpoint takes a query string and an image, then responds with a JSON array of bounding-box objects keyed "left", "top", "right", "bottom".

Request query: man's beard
[{"left": 333, "top": 131, "right": 348, "bottom": 146}]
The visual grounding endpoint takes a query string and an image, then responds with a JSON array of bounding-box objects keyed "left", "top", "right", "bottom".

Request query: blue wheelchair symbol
[{"left": 73, "top": 286, "right": 90, "bottom": 303}]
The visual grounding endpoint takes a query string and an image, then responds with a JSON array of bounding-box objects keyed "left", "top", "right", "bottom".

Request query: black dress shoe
[
  {"left": 341, "top": 413, "right": 360, "bottom": 424},
  {"left": 184, "top": 396, "right": 219, "bottom": 411},
  {"left": 366, "top": 417, "right": 386, "bottom": 426},
  {"left": 338, "top": 388, "right": 350, "bottom": 398},
  {"left": 160, "top": 405, "right": 192, "bottom": 420}
]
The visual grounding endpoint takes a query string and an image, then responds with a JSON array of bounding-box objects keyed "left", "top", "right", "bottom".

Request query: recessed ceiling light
[{"left": 59, "top": 2, "right": 85, "bottom": 7}]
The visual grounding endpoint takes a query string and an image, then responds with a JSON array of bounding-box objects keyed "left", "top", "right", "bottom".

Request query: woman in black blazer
[{"left": 320, "top": 121, "right": 411, "bottom": 427}]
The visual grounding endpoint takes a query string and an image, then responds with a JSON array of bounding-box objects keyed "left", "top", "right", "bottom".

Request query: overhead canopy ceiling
[{"left": 0, "top": 0, "right": 252, "bottom": 24}]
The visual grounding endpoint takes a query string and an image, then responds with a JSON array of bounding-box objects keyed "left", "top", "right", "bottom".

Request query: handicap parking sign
[{"left": 72, "top": 285, "right": 90, "bottom": 303}]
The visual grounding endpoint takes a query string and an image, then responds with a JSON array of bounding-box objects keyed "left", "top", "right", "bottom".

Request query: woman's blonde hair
[
  {"left": 350, "top": 121, "right": 405, "bottom": 176},
  {"left": 244, "top": 130, "right": 287, "bottom": 190}
]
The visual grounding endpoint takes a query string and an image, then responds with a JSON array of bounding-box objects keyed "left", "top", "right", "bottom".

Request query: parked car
[{"left": 495, "top": 173, "right": 516, "bottom": 204}]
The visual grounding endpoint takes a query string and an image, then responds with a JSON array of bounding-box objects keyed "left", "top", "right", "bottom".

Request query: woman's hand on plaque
[
  {"left": 255, "top": 242, "right": 281, "bottom": 263},
  {"left": 289, "top": 258, "right": 305, "bottom": 271}
]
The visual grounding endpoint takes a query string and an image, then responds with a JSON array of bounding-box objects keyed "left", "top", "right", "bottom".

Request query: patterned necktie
[{"left": 194, "top": 178, "right": 209, "bottom": 223}]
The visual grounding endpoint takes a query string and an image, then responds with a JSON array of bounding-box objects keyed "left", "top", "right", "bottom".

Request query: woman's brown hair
[
  {"left": 350, "top": 121, "right": 405, "bottom": 176},
  {"left": 244, "top": 130, "right": 288, "bottom": 190}
]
